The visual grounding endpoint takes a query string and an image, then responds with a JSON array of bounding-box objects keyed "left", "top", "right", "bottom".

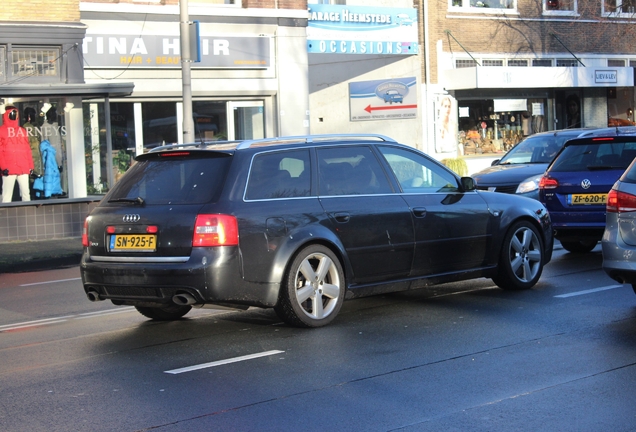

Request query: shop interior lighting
[
  {"left": 64, "top": 102, "right": 74, "bottom": 113},
  {"left": 41, "top": 103, "right": 52, "bottom": 114}
]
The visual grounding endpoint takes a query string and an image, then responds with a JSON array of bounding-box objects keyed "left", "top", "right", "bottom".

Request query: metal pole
[{"left": 180, "top": 0, "right": 194, "bottom": 143}]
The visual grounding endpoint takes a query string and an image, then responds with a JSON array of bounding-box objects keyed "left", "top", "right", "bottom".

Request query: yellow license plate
[
  {"left": 110, "top": 234, "right": 156, "bottom": 251},
  {"left": 568, "top": 193, "right": 607, "bottom": 205}
]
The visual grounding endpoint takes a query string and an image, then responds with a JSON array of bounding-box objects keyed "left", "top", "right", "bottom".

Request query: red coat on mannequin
[
  {"left": 0, "top": 106, "right": 34, "bottom": 202},
  {"left": 0, "top": 106, "right": 34, "bottom": 176}
]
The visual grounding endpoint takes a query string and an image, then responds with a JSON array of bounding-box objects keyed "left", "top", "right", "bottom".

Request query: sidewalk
[{"left": 0, "top": 238, "right": 83, "bottom": 273}]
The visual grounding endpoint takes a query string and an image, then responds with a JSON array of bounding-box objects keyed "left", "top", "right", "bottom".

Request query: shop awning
[
  {"left": 441, "top": 67, "right": 634, "bottom": 91},
  {"left": 0, "top": 82, "right": 134, "bottom": 98}
]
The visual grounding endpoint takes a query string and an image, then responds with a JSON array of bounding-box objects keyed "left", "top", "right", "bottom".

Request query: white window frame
[{"left": 602, "top": 0, "right": 636, "bottom": 16}]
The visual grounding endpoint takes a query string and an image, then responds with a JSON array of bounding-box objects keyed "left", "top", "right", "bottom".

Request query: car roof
[
  {"left": 147, "top": 134, "right": 399, "bottom": 154},
  {"left": 569, "top": 126, "right": 636, "bottom": 139}
]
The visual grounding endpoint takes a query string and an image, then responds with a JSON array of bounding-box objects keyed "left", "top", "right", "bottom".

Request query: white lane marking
[
  {"left": 19, "top": 277, "right": 82, "bottom": 287},
  {"left": 164, "top": 350, "right": 285, "bottom": 375},
  {"left": 554, "top": 285, "right": 623, "bottom": 298},
  {"left": 0, "top": 307, "right": 136, "bottom": 332}
]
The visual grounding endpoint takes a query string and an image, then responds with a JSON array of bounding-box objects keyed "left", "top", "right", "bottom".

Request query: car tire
[
  {"left": 134, "top": 304, "right": 192, "bottom": 321},
  {"left": 560, "top": 240, "right": 598, "bottom": 253},
  {"left": 493, "top": 220, "right": 544, "bottom": 290},
  {"left": 274, "top": 244, "right": 345, "bottom": 328}
]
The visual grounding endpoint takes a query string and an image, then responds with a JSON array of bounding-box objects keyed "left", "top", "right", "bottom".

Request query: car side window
[
  {"left": 378, "top": 146, "right": 459, "bottom": 193},
  {"left": 317, "top": 146, "right": 392, "bottom": 196},
  {"left": 245, "top": 150, "right": 311, "bottom": 200}
]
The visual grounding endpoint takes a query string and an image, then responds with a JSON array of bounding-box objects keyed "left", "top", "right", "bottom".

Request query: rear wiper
[{"left": 108, "top": 196, "right": 145, "bottom": 205}]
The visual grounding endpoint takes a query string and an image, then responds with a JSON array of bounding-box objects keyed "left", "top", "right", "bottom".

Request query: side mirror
[
  {"left": 491, "top": 159, "right": 500, "bottom": 166},
  {"left": 460, "top": 176, "right": 476, "bottom": 191}
]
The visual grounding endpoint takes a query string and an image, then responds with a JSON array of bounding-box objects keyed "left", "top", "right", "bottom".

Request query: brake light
[
  {"left": 193, "top": 214, "right": 238, "bottom": 247},
  {"left": 606, "top": 189, "right": 636, "bottom": 213},
  {"left": 82, "top": 217, "right": 90, "bottom": 247},
  {"left": 160, "top": 152, "right": 190, "bottom": 157},
  {"left": 539, "top": 176, "right": 559, "bottom": 189}
]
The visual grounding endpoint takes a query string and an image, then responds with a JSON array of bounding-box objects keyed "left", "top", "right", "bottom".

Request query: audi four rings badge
[
  {"left": 123, "top": 214, "right": 141, "bottom": 222},
  {"left": 581, "top": 179, "right": 591, "bottom": 189}
]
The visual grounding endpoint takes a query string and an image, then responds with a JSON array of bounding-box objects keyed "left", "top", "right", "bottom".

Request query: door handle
[
  {"left": 332, "top": 212, "right": 350, "bottom": 223},
  {"left": 412, "top": 207, "right": 427, "bottom": 218}
]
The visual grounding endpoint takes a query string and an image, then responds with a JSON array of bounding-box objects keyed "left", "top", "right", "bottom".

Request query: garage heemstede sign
[{"left": 307, "top": 5, "right": 418, "bottom": 55}]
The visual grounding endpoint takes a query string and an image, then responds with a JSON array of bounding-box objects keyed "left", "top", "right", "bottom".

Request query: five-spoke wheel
[{"left": 493, "top": 221, "right": 544, "bottom": 290}]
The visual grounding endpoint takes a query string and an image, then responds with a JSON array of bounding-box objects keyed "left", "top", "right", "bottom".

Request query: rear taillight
[
  {"left": 539, "top": 176, "right": 558, "bottom": 189},
  {"left": 82, "top": 217, "right": 90, "bottom": 247},
  {"left": 193, "top": 214, "right": 238, "bottom": 247},
  {"left": 606, "top": 189, "right": 636, "bottom": 213}
]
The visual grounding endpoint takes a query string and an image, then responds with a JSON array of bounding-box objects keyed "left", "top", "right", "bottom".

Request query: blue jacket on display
[{"left": 34, "top": 140, "right": 64, "bottom": 198}]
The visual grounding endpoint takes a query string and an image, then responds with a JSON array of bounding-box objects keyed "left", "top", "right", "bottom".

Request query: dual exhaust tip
[{"left": 86, "top": 290, "right": 197, "bottom": 306}]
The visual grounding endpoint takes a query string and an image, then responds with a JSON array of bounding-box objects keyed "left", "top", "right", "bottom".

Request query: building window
[
  {"left": 630, "top": 60, "right": 636, "bottom": 67},
  {"left": 483, "top": 60, "right": 504, "bottom": 67},
  {"left": 450, "top": 0, "right": 516, "bottom": 10},
  {"left": 543, "top": 0, "right": 577, "bottom": 12},
  {"left": 556, "top": 59, "right": 579, "bottom": 67},
  {"left": 608, "top": 59, "right": 626, "bottom": 66},
  {"left": 10, "top": 47, "right": 59, "bottom": 79},
  {"left": 533, "top": 59, "right": 553, "bottom": 67},
  {"left": 604, "top": 0, "right": 636, "bottom": 14},
  {"left": 456, "top": 59, "right": 478, "bottom": 68},
  {"left": 508, "top": 59, "right": 528, "bottom": 67}
]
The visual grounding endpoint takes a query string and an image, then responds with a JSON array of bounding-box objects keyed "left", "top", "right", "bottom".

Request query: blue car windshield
[{"left": 498, "top": 133, "right": 579, "bottom": 165}]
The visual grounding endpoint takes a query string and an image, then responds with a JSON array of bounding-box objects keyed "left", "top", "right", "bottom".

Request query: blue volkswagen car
[
  {"left": 473, "top": 129, "right": 596, "bottom": 200},
  {"left": 539, "top": 127, "right": 636, "bottom": 253}
]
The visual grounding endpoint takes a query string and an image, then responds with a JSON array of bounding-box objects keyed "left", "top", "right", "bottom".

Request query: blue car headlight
[{"left": 516, "top": 174, "right": 543, "bottom": 194}]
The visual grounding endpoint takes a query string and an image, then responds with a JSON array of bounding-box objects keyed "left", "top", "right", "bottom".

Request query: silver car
[{"left": 602, "top": 157, "right": 636, "bottom": 290}]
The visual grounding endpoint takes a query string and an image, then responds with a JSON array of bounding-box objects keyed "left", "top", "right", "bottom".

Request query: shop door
[{"left": 228, "top": 101, "right": 264, "bottom": 141}]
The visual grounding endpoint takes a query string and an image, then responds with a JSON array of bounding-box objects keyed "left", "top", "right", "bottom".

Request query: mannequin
[
  {"left": 41, "top": 107, "right": 66, "bottom": 191},
  {"left": 0, "top": 106, "right": 34, "bottom": 202}
]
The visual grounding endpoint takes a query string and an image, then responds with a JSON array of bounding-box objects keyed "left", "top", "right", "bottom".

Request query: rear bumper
[{"left": 79, "top": 246, "right": 279, "bottom": 308}]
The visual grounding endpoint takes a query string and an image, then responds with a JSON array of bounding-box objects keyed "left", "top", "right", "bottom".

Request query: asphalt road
[{"left": 1, "top": 246, "right": 635, "bottom": 432}]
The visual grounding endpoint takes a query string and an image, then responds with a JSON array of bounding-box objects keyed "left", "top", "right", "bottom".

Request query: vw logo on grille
[
  {"left": 581, "top": 179, "right": 592, "bottom": 189},
  {"left": 122, "top": 214, "right": 141, "bottom": 223}
]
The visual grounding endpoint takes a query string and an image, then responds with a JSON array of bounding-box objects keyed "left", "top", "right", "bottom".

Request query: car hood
[{"left": 472, "top": 163, "right": 548, "bottom": 185}]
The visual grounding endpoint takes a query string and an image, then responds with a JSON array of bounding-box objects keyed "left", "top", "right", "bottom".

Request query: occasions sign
[{"left": 307, "top": 5, "right": 418, "bottom": 55}]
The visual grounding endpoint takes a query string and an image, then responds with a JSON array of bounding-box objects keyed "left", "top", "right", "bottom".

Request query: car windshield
[
  {"left": 498, "top": 133, "right": 579, "bottom": 165},
  {"left": 549, "top": 141, "right": 636, "bottom": 172},
  {"left": 107, "top": 153, "right": 232, "bottom": 205}
]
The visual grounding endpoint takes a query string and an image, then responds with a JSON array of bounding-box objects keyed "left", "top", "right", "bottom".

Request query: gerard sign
[{"left": 82, "top": 34, "right": 270, "bottom": 69}]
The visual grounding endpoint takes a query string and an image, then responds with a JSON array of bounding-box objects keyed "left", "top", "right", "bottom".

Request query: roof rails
[
  {"left": 235, "top": 134, "right": 398, "bottom": 150},
  {"left": 148, "top": 140, "right": 240, "bottom": 153}
]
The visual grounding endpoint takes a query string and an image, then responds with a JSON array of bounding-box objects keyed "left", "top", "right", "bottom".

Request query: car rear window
[
  {"left": 549, "top": 141, "right": 636, "bottom": 172},
  {"left": 107, "top": 153, "right": 231, "bottom": 205}
]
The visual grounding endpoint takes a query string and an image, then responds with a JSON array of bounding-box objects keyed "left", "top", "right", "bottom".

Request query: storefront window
[
  {"left": 143, "top": 102, "right": 177, "bottom": 149},
  {"left": 193, "top": 101, "right": 227, "bottom": 141}
]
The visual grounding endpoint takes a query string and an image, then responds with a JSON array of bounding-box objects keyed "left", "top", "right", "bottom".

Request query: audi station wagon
[{"left": 80, "top": 134, "right": 553, "bottom": 328}]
